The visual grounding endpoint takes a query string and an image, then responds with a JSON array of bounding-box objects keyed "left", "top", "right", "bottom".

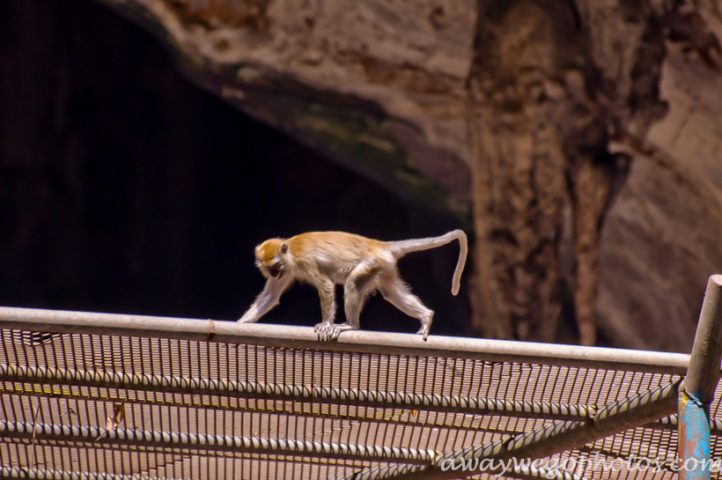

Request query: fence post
[{"left": 680, "top": 275, "right": 722, "bottom": 480}]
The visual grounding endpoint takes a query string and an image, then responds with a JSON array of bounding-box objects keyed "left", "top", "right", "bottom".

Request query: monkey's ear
[{"left": 280, "top": 243, "right": 288, "bottom": 254}]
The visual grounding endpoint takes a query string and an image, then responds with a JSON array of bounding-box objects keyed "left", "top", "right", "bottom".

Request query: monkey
[{"left": 238, "top": 230, "right": 467, "bottom": 341}]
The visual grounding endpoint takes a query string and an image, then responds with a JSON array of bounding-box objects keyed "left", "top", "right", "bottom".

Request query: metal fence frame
[{"left": 1, "top": 274, "right": 721, "bottom": 480}]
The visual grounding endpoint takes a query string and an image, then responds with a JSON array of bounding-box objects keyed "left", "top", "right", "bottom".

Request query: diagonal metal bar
[
  {"left": 0, "top": 306, "right": 691, "bottom": 373},
  {"left": 0, "top": 363, "right": 593, "bottom": 421},
  {"left": 0, "top": 420, "right": 434, "bottom": 464},
  {"left": 335, "top": 379, "right": 681, "bottom": 480}
]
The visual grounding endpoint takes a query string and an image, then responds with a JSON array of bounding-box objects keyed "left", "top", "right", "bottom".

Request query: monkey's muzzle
[{"left": 267, "top": 264, "right": 284, "bottom": 280}]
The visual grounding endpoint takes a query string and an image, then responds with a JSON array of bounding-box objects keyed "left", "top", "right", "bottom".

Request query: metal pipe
[
  {"left": 679, "top": 275, "right": 722, "bottom": 480},
  {"left": 0, "top": 381, "right": 506, "bottom": 432},
  {"left": 0, "top": 306, "right": 691, "bottom": 373},
  {"left": 335, "top": 380, "right": 681, "bottom": 480},
  {"left": 510, "top": 463, "right": 590, "bottom": 480},
  {"left": 0, "top": 467, "right": 172, "bottom": 480},
  {"left": 0, "top": 420, "right": 433, "bottom": 464},
  {"left": 684, "top": 275, "right": 722, "bottom": 403},
  {"left": 359, "top": 462, "right": 593, "bottom": 480},
  {"left": 0, "top": 363, "right": 592, "bottom": 421}
]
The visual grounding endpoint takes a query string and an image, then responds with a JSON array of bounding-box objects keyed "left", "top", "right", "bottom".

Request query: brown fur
[
  {"left": 256, "top": 238, "right": 284, "bottom": 264},
  {"left": 240, "top": 230, "right": 467, "bottom": 341}
]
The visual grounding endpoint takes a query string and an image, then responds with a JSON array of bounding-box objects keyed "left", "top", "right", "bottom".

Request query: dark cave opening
[{"left": 0, "top": 0, "right": 471, "bottom": 337}]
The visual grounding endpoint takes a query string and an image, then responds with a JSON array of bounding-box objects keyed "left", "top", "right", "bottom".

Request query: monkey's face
[
  {"left": 255, "top": 239, "right": 289, "bottom": 280},
  {"left": 264, "top": 261, "right": 284, "bottom": 280}
]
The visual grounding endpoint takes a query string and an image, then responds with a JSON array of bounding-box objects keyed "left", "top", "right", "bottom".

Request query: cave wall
[
  {"left": 598, "top": 20, "right": 722, "bottom": 350},
  {"left": 466, "top": 0, "right": 722, "bottom": 350}
]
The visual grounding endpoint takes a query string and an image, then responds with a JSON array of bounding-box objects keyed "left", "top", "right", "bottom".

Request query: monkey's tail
[{"left": 386, "top": 230, "right": 468, "bottom": 295}]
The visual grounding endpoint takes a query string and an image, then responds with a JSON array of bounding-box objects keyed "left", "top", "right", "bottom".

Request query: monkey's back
[
  {"left": 288, "top": 232, "right": 384, "bottom": 258},
  {"left": 287, "top": 232, "right": 390, "bottom": 281}
]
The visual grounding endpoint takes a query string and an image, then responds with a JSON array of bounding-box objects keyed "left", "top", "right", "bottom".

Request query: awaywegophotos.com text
[{"left": 439, "top": 453, "right": 720, "bottom": 477}]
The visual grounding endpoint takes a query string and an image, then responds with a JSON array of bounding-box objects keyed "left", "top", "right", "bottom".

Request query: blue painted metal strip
[{"left": 679, "top": 389, "right": 711, "bottom": 480}]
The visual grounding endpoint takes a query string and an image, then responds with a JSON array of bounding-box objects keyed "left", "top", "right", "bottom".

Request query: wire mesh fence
[{"left": 0, "top": 307, "right": 718, "bottom": 480}]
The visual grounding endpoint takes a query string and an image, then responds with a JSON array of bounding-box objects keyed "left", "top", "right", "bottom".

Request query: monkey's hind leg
[
  {"left": 381, "top": 278, "right": 434, "bottom": 340},
  {"left": 320, "top": 259, "right": 380, "bottom": 341}
]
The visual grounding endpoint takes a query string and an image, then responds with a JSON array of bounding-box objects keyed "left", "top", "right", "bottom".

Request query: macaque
[{"left": 238, "top": 230, "right": 467, "bottom": 341}]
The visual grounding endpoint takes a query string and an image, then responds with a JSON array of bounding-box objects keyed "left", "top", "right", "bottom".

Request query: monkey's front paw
[
  {"left": 314, "top": 323, "right": 333, "bottom": 342},
  {"left": 314, "top": 323, "right": 344, "bottom": 342},
  {"left": 326, "top": 325, "right": 343, "bottom": 341}
]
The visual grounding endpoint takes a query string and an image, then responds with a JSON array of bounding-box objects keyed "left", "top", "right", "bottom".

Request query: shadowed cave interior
[{"left": 0, "top": 0, "right": 472, "bottom": 337}]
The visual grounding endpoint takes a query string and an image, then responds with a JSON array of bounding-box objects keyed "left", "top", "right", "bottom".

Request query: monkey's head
[{"left": 255, "top": 238, "right": 289, "bottom": 280}]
